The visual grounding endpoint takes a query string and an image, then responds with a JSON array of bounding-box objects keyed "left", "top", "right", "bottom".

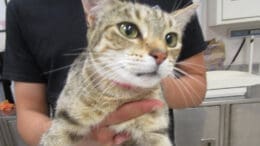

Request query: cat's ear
[
  {"left": 81, "top": 0, "right": 101, "bottom": 26},
  {"left": 172, "top": 3, "right": 199, "bottom": 31},
  {"left": 81, "top": 0, "right": 120, "bottom": 26}
]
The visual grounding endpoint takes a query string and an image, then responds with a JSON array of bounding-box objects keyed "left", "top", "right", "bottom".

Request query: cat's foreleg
[
  {"left": 39, "top": 108, "right": 108, "bottom": 146},
  {"left": 39, "top": 119, "right": 87, "bottom": 146},
  {"left": 112, "top": 107, "right": 172, "bottom": 146},
  {"left": 138, "top": 133, "right": 172, "bottom": 146},
  {"left": 122, "top": 133, "right": 172, "bottom": 146}
]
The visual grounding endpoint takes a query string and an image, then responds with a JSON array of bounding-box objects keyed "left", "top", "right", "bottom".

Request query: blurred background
[{"left": 0, "top": 0, "right": 260, "bottom": 146}]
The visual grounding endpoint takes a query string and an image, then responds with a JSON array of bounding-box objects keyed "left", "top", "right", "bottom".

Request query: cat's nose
[{"left": 149, "top": 49, "right": 167, "bottom": 65}]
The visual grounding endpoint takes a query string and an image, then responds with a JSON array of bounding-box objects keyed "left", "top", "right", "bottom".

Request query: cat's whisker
[
  {"left": 172, "top": 66, "right": 206, "bottom": 105},
  {"left": 77, "top": 70, "right": 116, "bottom": 94},
  {"left": 71, "top": 48, "right": 85, "bottom": 52},
  {"left": 176, "top": 62, "right": 207, "bottom": 69},
  {"left": 182, "top": 1, "right": 193, "bottom": 9},
  {"left": 92, "top": 72, "right": 118, "bottom": 91},
  {"left": 44, "top": 56, "right": 123, "bottom": 81},
  {"left": 174, "top": 0, "right": 184, "bottom": 11},
  {"left": 86, "top": 60, "right": 126, "bottom": 80},
  {"left": 94, "top": 69, "right": 156, "bottom": 100},
  {"left": 71, "top": 62, "right": 124, "bottom": 100},
  {"left": 63, "top": 53, "right": 83, "bottom": 56},
  {"left": 171, "top": 0, "right": 180, "bottom": 11},
  {"left": 82, "top": 64, "right": 125, "bottom": 93},
  {"left": 172, "top": 76, "right": 196, "bottom": 105},
  {"left": 99, "top": 83, "right": 117, "bottom": 100},
  {"left": 170, "top": 75, "right": 197, "bottom": 107},
  {"left": 165, "top": 75, "right": 189, "bottom": 107},
  {"left": 82, "top": 97, "right": 109, "bottom": 115},
  {"left": 43, "top": 56, "right": 111, "bottom": 75},
  {"left": 172, "top": 0, "right": 193, "bottom": 12},
  {"left": 62, "top": 50, "right": 118, "bottom": 57},
  {"left": 173, "top": 67, "right": 206, "bottom": 88},
  {"left": 61, "top": 47, "right": 86, "bottom": 55},
  {"left": 179, "top": 77, "right": 203, "bottom": 105},
  {"left": 47, "top": 61, "right": 123, "bottom": 89},
  {"left": 92, "top": 71, "right": 130, "bottom": 101},
  {"left": 42, "top": 61, "right": 84, "bottom": 75},
  {"left": 75, "top": 82, "right": 101, "bottom": 108},
  {"left": 170, "top": 74, "right": 201, "bottom": 106}
]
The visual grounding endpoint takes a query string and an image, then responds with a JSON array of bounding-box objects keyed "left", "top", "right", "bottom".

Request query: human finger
[
  {"left": 113, "top": 132, "right": 131, "bottom": 145},
  {"left": 101, "top": 99, "right": 164, "bottom": 126},
  {"left": 90, "top": 126, "right": 116, "bottom": 145},
  {"left": 87, "top": 127, "right": 130, "bottom": 146}
]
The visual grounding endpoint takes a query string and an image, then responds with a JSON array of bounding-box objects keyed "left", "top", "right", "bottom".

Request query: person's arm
[
  {"left": 14, "top": 82, "right": 164, "bottom": 146},
  {"left": 161, "top": 52, "right": 207, "bottom": 109},
  {"left": 14, "top": 82, "right": 51, "bottom": 146}
]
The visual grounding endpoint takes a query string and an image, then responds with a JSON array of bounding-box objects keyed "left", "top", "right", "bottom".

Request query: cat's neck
[{"left": 83, "top": 63, "right": 157, "bottom": 101}]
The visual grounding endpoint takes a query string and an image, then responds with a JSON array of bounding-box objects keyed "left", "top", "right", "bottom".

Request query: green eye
[
  {"left": 165, "top": 33, "right": 178, "bottom": 47},
  {"left": 118, "top": 22, "right": 140, "bottom": 39}
]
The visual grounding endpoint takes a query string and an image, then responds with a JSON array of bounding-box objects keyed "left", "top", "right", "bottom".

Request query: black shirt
[{"left": 3, "top": 0, "right": 206, "bottom": 144}]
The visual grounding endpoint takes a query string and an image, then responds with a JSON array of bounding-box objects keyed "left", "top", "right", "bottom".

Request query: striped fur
[{"left": 40, "top": 0, "right": 197, "bottom": 146}]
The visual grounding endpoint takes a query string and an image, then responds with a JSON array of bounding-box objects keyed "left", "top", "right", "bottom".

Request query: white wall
[
  {"left": 0, "top": 0, "right": 6, "bottom": 52},
  {"left": 0, "top": 33, "right": 5, "bottom": 52},
  {"left": 196, "top": 0, "right": 260, "bottom": 65}
]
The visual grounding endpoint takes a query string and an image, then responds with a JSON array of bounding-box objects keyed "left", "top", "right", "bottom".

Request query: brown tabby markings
[
  {"left": 168, "top": 20, "right": 173, "bottom": 28},
  {"left": 56, "top": 110, "right": 81, "bottom": 126},
  {"left": 134, "top": 9, "right": 141, "bottom": 20},
  {"left": 67, "top": 132, "right": 84, "bottom": 142},
  {"left": 40, "top": 0, "right": 198, "bottom": 146}
]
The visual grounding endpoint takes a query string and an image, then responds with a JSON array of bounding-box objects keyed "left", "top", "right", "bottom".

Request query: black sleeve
[
  {"left": 174, "top": 0, "right": 207, "bottom": 61},
  {"left": 178, "top": 15, "right": 207, "bottom": 61},
  {"left": 3, "top": 1, "right": 46, "bottom": 83}
]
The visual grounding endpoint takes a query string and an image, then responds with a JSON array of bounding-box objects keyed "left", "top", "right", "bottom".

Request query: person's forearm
[
  {"left": 16, "top": 109, "right": 51, "bottom": 146},
  {"left": 161, "top": 74, "right": 206, "bottom": 109},
  {"left": 161, "top": 52, "right": 207, "bottom": 109},
  {"left": 15, "top": 82, "right": 51, "bottom": 146},
  {"left": 17, "top": 110, "right": 99, "bottom": 146}
]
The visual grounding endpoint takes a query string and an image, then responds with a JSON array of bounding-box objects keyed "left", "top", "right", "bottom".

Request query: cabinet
[
  {"left": 0, "top": 119, "right": 6, "bottom": 146},
  {"left": 174, "top": 106, "right": 223, "bottom": 146},
  {"left": 0, "top": 113, "right": 27, "bottom": 146},
  {"left": 174, "top": 99, "right": 260, "bottom": 146},
  {"left": 208, "top": 0, "right": 260, "bottom": 26},
  {"left": 229, "top": 103, "right": 260, "bottom": 146}
]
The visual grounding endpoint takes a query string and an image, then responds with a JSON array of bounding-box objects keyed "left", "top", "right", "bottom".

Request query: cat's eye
[
  {"left": 118, "top": 22, "right": 140, "bottom": 39},
  {"left": 165, "top": 33, "right": 178, "bottom": 47}
]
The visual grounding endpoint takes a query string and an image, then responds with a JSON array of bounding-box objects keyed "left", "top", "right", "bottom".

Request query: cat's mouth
[{"left": 136, "top": 71, "right": 158, "bottom": 77}]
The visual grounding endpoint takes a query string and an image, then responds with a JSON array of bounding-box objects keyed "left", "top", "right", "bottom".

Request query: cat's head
[{"left": 81, "top": 0, "right": 197, "bottom": 89}]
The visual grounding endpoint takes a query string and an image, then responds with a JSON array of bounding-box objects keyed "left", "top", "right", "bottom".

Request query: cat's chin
[
  {"left": 101, "top": 69, "right": 162, "bottom": 89},
  {"left": 121, "top": 75, "right": 161, "bottom": 89},
  {"left": 113, "top": 80, "right": 159, "bottom": 89},
  {"left": 110, "top": 74, "right": 160, "bottom": 89}
]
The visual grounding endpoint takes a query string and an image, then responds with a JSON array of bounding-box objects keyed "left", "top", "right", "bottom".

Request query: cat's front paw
[{"left": 138, "top": 133, "right": 172, "bottom": 146}]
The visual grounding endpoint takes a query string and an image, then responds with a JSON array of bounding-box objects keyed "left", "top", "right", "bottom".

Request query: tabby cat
[{"left": 40, "top": 0, "right": 197, "bottom": 145}]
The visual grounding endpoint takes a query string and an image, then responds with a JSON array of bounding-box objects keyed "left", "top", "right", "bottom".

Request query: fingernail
[
  {"left": 152, "top": 106, "right": 161, "bottom": 111},
  {"left": 152, "top": 103, "right": 164, "bottom": 111},
  {"left": 114, "top": 136, "right": 129, "bottom": 145}
]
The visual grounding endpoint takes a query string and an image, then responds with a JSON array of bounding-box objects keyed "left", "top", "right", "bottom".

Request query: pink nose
[{"left": 149, "top": 49, "right": 167, "bottom": 65}]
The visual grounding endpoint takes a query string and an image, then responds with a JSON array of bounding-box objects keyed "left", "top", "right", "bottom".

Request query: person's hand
[{"left": 77, "top": 99, "right": 164, "bottom": 146}]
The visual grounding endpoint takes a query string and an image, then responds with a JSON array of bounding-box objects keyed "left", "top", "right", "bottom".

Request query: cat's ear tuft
[
  {"left": 81, "top": 0, "right": 97, "bottom": 13},
  {"left": 81, "top": 0, "right": 101, "bottom": 26},
  {"left": 81, "top": 0, "right": 121, "bottom": 26},
  {"left": 172, "top": 3, "right": 199, "bottom": 31}
]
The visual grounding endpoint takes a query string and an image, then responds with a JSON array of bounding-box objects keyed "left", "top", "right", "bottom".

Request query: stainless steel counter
[
  {"left": 174, "top": 85, "right": 260, "bottom": 146},
  {"left": 203, "top": 85, "right": 260, "bottom": 106}
]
